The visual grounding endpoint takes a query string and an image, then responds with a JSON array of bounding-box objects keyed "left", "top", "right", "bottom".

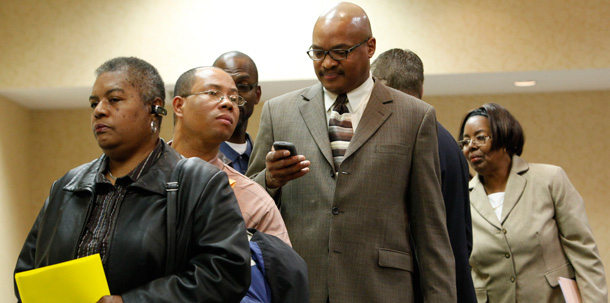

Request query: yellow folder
[{"left": 15, "top": 254, "right": 110, "bottom": 303}]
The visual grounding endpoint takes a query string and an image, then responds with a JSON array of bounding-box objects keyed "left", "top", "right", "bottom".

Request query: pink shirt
[{"left": 209, "top": 157, "right": 291, "bottom": 246}]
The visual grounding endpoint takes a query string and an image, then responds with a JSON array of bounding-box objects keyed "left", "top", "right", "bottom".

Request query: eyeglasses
[
  {"left": 307, "top": 38, "right": 370, "bottom": 61},
  {"left": 182, "top": 89, "right": 246, "bottom": 106},
  {"left": 236, "top": 83, "right": 258, "bottom": 93},
  {"left": 458, "top": 135, "right": 491, "bottom": 149}
]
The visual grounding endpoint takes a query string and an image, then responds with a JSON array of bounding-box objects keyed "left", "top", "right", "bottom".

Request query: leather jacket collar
[{"left": 63, "top": 139, "right": 183, "bottom": 195}]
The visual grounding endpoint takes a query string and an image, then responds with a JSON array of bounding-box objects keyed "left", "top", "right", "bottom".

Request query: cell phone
[{"left": 273, "top": 141, "right": 298, "bottom": 157}]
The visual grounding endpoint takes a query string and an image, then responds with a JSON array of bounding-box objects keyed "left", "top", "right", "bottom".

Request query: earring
[{"left": 150, "top": 121, "right": 158, "bottom": 133}]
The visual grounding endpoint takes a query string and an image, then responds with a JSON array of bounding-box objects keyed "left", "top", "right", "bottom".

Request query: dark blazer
[
  {"left": 437, "top": 123, "right": 476, "bottom": 303},
  {"left": 247, "top": 81, "right": 457, "bottom": 303}
]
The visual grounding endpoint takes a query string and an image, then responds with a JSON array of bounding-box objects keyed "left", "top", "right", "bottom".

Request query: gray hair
[{"left": 95, "top": 57, "right": 165, "bottom": 107}]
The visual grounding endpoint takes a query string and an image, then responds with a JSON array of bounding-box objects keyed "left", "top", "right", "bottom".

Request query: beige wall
[
  {"left": 1, "top": 0, "right": 609, "bottom": 90},
  {"left": 0, "top": 97, "right": 32, "bottom": 296}
]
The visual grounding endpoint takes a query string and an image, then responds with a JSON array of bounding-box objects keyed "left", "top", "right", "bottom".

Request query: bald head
[
  {"left": 213, "top": 51, "right": 259, "bottom": 80},
  {"left": 315, "top": 2, "right": 372, "bottom": 39}
]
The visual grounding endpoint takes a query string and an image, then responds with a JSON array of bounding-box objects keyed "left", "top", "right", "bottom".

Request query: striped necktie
[{"left": 328, "top": 93, "right": 353, "bottom": 171}]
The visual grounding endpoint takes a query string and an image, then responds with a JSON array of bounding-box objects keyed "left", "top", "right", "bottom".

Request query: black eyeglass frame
[{"left": 306, "top": 37, "right": 371, "bottom": 61}]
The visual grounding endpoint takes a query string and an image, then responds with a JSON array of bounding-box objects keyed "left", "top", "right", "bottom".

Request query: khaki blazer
[
  {"left": 247, "top": 81, "right": 456, "bottom": 303},
  {"left": 469, "top": 155, "right": 607, "bottom": 303}
]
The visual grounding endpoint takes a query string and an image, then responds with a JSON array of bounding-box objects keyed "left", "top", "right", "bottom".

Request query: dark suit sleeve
[
  {"left": 121, "top": 161, "right": 251, "bottom": 303},
  {"left": 408, "top": 107, "right": 457, "bottom": 302}
]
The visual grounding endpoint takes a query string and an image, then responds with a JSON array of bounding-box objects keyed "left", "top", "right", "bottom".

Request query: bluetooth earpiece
[{"left": 151, "top": 105, "right": 167, "bottom": 117}]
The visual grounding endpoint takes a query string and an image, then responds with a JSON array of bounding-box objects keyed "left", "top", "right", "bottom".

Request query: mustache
[{"left": 318, "top": 67, "right": 344, "bottom": 77}]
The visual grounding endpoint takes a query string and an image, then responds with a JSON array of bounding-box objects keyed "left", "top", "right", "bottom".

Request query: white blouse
[{"left": 487, "top": 192, "right": 505, "bottom": 221}]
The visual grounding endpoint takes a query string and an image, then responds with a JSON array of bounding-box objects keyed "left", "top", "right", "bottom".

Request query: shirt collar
[
  {"left": 324, "top": 73, "right": 374, "bottom": 113},
  {"left": 219, "top": 133, "right": 253, "bottom": 162}
]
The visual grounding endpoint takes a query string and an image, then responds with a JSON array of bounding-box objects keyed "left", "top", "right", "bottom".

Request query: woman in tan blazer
[{"left": 458, "top": 103, "right": 607, "bottom": 303}]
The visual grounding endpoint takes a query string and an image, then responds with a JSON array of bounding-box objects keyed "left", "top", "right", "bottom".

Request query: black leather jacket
[{"left": 15, "top": 141, "right": 250, "bottom": 302}]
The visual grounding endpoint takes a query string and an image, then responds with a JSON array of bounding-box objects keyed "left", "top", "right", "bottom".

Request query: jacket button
[
  {"left": 505, "top": 253, "right": 510, "bottom": 258},
  {"left": 502, "top": 228, "right": 507, "bottom": 234},
  {"left": 330, "top": 170, "right": 335, "bottom": 177},
  {"left": 332, "top": 207, "right": 340, "bottom": 215},
  {"left": 510, "top": 276, "right": 516, "bottom": 282}
]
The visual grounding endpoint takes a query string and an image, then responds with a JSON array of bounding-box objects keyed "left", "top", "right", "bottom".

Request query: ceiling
[{"left": 1, "top": 69, "right": 609, "bottom": 110}]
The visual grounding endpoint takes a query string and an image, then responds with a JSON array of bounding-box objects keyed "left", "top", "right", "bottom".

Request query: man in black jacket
[{"left": 14, "top": 57, "right": 250, "bottom": 303}]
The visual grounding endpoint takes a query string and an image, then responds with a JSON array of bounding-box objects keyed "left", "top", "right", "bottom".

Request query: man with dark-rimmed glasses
[{"left": 246, "top": 2, "right": 457, "bottom": 302}]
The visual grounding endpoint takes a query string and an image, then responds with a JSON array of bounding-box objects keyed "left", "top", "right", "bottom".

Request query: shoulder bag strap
[{"left": 165, "top": 159, "right": 184, "bottom": 275}]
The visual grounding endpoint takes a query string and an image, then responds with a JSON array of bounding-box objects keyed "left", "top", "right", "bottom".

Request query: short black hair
[
  {"left": 459, "top": 103, "right": 525, "bottom": 157},
  {"left": 371, "top": 49, "right": 423, "bottom": 98},
  {"left": 173, "top": 67, "right": 200, "bottom": 98}
]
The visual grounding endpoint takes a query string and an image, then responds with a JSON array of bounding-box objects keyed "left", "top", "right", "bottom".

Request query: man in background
[
  {"left": 170, "top": 66, "right": 290, "bottom": 245},
  {"left": 213, "top": 51, "right": 261, "bottom": 174},
  {"left": 372, "top": 48, "right": 476, "bottom": 303}
]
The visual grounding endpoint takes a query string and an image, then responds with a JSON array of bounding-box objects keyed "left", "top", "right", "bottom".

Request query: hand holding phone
[
  {"left": 266, "top": 141, "right": 309, "bottom": 189},
  {"left": 273, "top": 141, "right": 298, "bottom": 157}
]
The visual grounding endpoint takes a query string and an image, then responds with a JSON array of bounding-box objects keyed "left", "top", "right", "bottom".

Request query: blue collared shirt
[{"left": 219, "top": 133, "right": 253, "bottom": 175}]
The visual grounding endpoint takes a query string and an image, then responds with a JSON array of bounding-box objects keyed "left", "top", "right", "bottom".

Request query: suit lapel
[
  {"left": 299, "top": 84, "right": 335, "bottom": 169},
  {"left": 500, "top": 155, "right": 528, "bottom": 223},
  {"left": 344, "top": 82, "right": 392, "bottom": 159},
  {"left": 469, "top": 176, "right": 502, "bottom": 229}
]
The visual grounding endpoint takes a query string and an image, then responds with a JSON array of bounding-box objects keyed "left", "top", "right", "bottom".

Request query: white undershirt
[
  {"left": 225, "top": 141, "right": 248, "bottom": 155},
  {"left": 487, "top": 192, "right": 505, "bottom": 221}
]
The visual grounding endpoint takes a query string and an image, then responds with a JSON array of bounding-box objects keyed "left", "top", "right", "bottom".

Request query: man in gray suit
[{"left": 247, "top": 2, "right": 457, "bottom": 302}]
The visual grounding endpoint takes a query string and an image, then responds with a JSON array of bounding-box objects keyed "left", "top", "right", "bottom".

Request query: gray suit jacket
[
  {"left": 469, "top": 155, "right": 607, "bottom": 303},
  {"left": 247, "top": 81, "right": 456, "bottom": 303}
]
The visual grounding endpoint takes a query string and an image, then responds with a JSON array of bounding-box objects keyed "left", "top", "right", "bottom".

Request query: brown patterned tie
[{"left": 328, "top": 93, "right": 353, "bottom": 171}]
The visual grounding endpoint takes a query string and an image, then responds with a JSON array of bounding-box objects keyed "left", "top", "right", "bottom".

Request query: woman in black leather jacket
[{"left": 14, "top": 57, "right": 251, "bottom": 303}]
